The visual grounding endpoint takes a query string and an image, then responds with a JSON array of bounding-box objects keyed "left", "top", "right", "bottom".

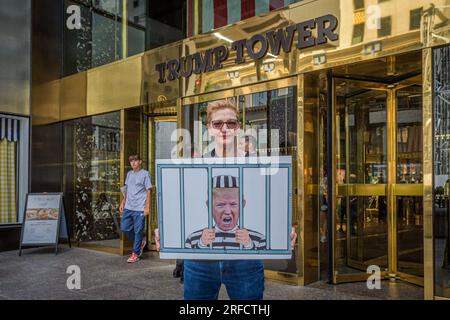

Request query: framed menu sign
[{"left": 19, "top": 193, "right": 71, "bottom": 255}]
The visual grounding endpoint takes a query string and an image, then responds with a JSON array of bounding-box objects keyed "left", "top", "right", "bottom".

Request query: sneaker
[
  {"left": 139, "top": 239, "right": 147, "bottom": 257},
  {"left": 127, "top": 253, "right": 140, "bottom": 263}
]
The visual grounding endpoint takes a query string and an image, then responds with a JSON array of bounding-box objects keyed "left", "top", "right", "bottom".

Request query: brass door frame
[
  {"left": 332, "top": 78, "right": 424, "bottom": 285},
  {"left": 147, "top": 115, "right": 178, "bottom": 250},
  {"left": 391, "top": 83, "right": 424, "bottom": 286}
]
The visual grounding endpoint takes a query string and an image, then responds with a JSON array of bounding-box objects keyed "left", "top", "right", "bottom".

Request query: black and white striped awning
[{"left": 0, "top": 117, "right": 20, "bottom": 142}]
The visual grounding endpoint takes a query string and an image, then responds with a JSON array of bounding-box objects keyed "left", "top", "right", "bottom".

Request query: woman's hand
[
  {"left": 291, "top": 227, "right": 297, "bottom": 249},
  {"left": 154, "top": 228, "right": 160, "bottom": 252}
]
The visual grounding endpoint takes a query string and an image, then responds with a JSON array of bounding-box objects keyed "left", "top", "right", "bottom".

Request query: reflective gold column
[
  {"left": 422, "top": 48, "right": 434, "bottom": 300},
  {"left": 387, "top": 88, "right": 397, "bottom": 275},
  {"left": 296, "top": 74, "right": 305, "bottom": 284}
]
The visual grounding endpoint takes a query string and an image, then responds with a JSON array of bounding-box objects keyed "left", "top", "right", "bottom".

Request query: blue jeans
[
  {"left": 184, "top": 260, "right": 264, "bottom": 300},
  {"left": 121, "top": 209, "right": 145, "bottom": 255}
]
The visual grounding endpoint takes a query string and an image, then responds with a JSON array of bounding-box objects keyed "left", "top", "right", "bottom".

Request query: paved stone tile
[
  {"left": 0, "top": 247, "right": 424, "bottom": 300},
  {"left": 308, "top": 280, "right": 423, "bottom": 300}
]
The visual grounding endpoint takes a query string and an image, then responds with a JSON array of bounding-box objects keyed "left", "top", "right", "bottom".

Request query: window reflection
[
  {"left": 239, "top": 87, "right": 297, "bottom": 157},
  {"left": 182, "top": 101, "right": 211, "bottom": 157},
  {"left": 64, "top": 0, "right": 123, "bottom": 75},
  {"left": 64, "top": 112, "right": 121, "bottom": 246},
  {"left": 433, "top": 45, "right": 450, "bottom": 298},
  {"left": 92, "top": 11, "right": 122, "bottom": 68},
  {"left": 336, "top": 81, "right": 388, "bottom": 184},
  {"left": 61, "top": 1, "right": 190, "bottom": 74},
  {"left": 94, "top": 0, "right": 123, "bottom": 15},
  {"left": 187, "top": 0, "right": 301, "bottom": 36},
  {"left": 397, "top": 85, "right": 423, "bottom": 184},
  {"left": 127, "top": 0, "right": 146, "bottom": 56},
  {"left": 397, "top": 196, "right": 423, "bottom": 277}
]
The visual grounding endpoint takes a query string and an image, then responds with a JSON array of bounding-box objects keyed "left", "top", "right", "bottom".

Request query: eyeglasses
[{"left": 211, "top": 120, "right": 239, "bottom": 130}]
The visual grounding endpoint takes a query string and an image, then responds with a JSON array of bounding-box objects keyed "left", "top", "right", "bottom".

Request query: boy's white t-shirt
[{"left": 124, "top": 169, "right": 152, "bottom": 211}]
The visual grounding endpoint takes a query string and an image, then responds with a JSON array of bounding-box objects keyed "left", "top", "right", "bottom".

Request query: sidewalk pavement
[{"left": 0, "top": 246, "right": 423, "bottom": 300}]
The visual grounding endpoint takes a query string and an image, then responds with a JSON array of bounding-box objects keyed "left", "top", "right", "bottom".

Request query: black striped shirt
[{"left": 185, "top": 226, "right": 266, "bottom": 250}]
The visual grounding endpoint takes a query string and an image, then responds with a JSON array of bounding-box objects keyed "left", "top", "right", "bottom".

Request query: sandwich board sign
[{"left": 19, "top": 193, "right": 71, "bottom": 255}]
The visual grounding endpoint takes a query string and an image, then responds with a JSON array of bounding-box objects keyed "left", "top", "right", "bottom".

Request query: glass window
[
  {"left": 352, "top": 23, "right": 365, "bottom": 45},
  {"left": 433, "top": 45, "right": 450, "bottom": 299},
  {"left": 92, "top": 11, "right": 123, "bottom": 68},
  {"left": 127, "top": 0, "right": 146, "bottom": 56},
  {"left": 187, "top": 0, "right": 302, "bottom": 37},
  {"left": 348, "top": 90, "right": 387, "bottom": 184},
  {"left": 64, "top": 0, "right": 191, "bottom": 72},
  {"left": 396, "top": 81, "right": 424, "bottom": 277},
  {"left": 63, "top": 0, "right": 93, "bottom": 75},
  {"left": 64, "top": 112, "right": 121, "bottom": 246},
  {"left": 396, "top": 86, "right": 423, "bottom": 184},
  {"left": 354, "top": 0, "right": 364, "bottom": 10},
  {"left": 240, "top": 86, "right": 298, "bottom": 275},
  {"left": 147, "top": 0, "right": 185, "bottom": 49},
  {"left": 182, "top": 88, "right": 297, "bottom": 158},
  {"left": 0, "top": 115, "right": 29, "bottom": 225},
  {"left": 410, "top": 8, "right": 423, "bottom": 30},
  {"left": 94, "top": 0, "right": 122, "bottom": 15},
  {"left": 63, "top": 0, "right": 123, "bottom": 75},
  {"left": 182, "top": 101, "right": 208, "bottom": 157},
  {"left": 239, "top": 87, "right": 297, "bottom": 157},
  {"left": 378, "top": 16, "right": 392, "bottom": 38}
]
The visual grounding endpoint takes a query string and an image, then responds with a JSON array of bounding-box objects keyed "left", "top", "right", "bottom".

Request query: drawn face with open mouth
[{"left": 212, "top": 188, "right": 244, "bottom": 231}]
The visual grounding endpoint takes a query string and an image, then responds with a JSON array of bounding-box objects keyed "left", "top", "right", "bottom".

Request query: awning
[{"left": 0, "top": 117, "right": 20, "bottom": 142}]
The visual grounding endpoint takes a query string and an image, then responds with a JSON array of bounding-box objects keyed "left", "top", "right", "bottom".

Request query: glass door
[
  {"left": 332, "top": 77, "right": 424, "bottom": 285},
  {"left": 394, "top": 79, "right": 424, "bottom": 285},
  {"left": 333, "top": 79, "right": 389, "bottom": 282}
]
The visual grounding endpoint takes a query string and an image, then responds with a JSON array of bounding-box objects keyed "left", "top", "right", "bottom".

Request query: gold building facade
[{"left": 31, "top": 0, "right": 450, "bottom": 299}]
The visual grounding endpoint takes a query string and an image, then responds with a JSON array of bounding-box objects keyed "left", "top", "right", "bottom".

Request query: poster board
[
  {"left": 157, "top": 156, "right": 292, "bottom": 260},
  {"left": 19, "top": 193, "right": 71, "bottom": 255}
]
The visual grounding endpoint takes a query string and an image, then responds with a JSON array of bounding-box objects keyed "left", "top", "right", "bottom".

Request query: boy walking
[{"left": 119, "top": 154, "right": 152, "bottom": 263}]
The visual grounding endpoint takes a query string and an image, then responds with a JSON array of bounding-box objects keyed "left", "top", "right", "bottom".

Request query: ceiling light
[{"left": 214, "top": 33, "right": 233, "bottom": 43}]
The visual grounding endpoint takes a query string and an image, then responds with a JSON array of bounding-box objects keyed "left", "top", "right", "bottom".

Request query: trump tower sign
[{"left": 155, "top": 14, "right": 339, "bottom": 83}]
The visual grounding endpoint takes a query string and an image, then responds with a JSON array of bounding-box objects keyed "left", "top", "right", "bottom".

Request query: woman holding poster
[{"left": 156, "top": 99, "right": 297, "bottom": 300}]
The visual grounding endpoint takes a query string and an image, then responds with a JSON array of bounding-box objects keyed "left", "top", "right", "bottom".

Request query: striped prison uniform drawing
[{"left": 185, "top": 226, "right": 266, "bottom": 250}]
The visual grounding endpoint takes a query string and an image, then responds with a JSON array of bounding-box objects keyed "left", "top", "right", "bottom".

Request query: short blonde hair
[{"left": 206, "top": 99, "right": 240, "bottom": 125}]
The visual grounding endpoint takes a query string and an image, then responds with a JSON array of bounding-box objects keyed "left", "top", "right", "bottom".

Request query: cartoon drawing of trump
[{"left": 185, "top": 175, "right": 266, "bottom": 250}]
